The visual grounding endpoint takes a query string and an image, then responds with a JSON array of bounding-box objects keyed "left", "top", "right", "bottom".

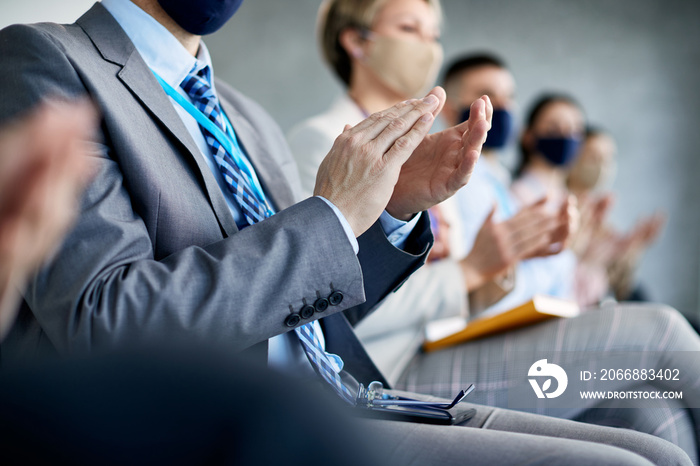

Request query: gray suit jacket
[{"left": 0, "top": 3, "right": 432, "bottom": 384}]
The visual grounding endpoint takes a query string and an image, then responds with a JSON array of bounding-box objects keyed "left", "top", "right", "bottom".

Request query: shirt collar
[
  {"left": 336, "top": 94, "right": 370, "bottom": 126},
  {"left": 101, "top": 0, "right": 214, "bottom": 88}
]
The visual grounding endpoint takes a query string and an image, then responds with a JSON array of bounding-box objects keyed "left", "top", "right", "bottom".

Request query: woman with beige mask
[{"left": 290, "top": 0, "right": 444, "bottom": 197}]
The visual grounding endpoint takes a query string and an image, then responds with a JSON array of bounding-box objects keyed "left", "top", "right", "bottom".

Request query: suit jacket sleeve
[{"left": 0, "top": 22, "right": 431, "bottom": 356}]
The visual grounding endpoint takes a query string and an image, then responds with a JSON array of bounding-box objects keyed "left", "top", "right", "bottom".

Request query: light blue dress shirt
[
  {"left": 101, "top": 0, "right": 419, "bottom": 376},
  {"left": 455, "top": 156, "right": 575, "bottom": 315}
]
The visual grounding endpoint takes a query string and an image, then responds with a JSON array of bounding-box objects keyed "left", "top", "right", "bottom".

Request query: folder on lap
[{"left": 422, "top": 295, "right": 580, "bottom": 352}]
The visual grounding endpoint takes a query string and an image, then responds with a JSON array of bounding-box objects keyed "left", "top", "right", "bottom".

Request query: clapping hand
[
  {"left": 314, "top": 94, "right": 441, "bottom": 236},
  {"left": 387, "top": 87, "right": 493, "bottom": 220},
  {"left": 314, "top": 87, "right": 492, "bottom": 237}
]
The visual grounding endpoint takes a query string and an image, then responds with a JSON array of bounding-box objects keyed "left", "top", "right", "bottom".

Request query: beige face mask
[
  {"left": 364, "top": 35, "right": 444, "bottom": 98},
  {"left": 568, "top": 158, "right": 617, "bottom": 191}
]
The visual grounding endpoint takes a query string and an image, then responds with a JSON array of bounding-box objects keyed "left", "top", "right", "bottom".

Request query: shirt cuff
[
  {"left": 316, "top": 196, "right": 359, "bottom": 254},
  {"left": 316, "top": 197, "right": 421, "bottom": 253},
  {"left": 379, "top": 210, "right": 421, "bottom": 250}
]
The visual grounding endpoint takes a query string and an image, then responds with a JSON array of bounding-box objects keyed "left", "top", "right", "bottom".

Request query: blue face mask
[
  {"left": 158, "top": 0, "right": 244, "bottom": 35},
  {"left": 534, "top": 137, "right": 582, "bottom": 166},
  {"left": 461, "top": 108, "right": 514, "bottom": 149}
]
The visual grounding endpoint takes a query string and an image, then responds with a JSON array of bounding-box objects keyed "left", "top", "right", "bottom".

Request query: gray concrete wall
[{"left": 2, "top": 0, "right": 699, "bottom": 318}]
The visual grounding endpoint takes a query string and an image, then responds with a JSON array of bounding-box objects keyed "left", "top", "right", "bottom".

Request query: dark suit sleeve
[{"left": 345, "top": 213, "right": 433, "bottom": 326}]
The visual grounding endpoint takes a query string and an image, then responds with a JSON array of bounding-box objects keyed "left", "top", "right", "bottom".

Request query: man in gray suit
[{"left": 0, "top": 1, "right": 690, "bottom": 464}]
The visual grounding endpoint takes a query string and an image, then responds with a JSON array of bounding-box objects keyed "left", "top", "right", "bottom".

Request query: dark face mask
[
  {"left": 461, "top": 107, "right": 514, "bottom": 150},
  {"left": 534, "top": 137, "right": 582, "bottom": 166},
  {"left": 158, "top": 0, "right": 244, "bottom": 35}
]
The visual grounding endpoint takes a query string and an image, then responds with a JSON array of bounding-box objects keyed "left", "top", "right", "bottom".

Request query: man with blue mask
[
  {"left": 441, "top": 54, "right": 577, "bottom": 312},
  {"left": 156, "top": 0, "right": 244, "bottom": 35},
  {"left": 422, "top": 52, "right": 700, "bottom": 464},
  {"left": 0, "top": 3, "right": 693, "bottom": 465}
]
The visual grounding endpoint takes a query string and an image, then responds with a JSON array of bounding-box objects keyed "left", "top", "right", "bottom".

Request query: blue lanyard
[
  {"left": 483, "top": 168, "right": 514, "bottom": 218},
  {"left": 152, "top": 71, "right": 274, "bottom": 216}
]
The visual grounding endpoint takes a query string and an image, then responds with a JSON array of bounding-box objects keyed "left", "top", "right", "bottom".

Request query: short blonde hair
[{"left": 318, "top": 0, "right": 442, "bottom": 87}]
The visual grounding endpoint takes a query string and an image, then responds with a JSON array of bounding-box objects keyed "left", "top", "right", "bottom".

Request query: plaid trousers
[{"left": 395, "top": 304, "right": 700, "bottom": 465}]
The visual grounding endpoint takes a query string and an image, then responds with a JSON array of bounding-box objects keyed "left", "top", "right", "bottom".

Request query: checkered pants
[{"left": 395, "top": 304, "right": 700, "bottom": 464}]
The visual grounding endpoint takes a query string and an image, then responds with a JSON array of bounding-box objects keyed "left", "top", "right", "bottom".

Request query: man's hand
[
  {"left": 386, "top": 88, "right": 493, "bottom": 220},
  {"left": 314, "top": 95, "right": 440, "bottom": 237},
  {"left": 629, "top": 212, "right": 666, "bottom": 248},
  {"left": 0, "top": 99, "right": 97, "bottom": 338},
  {"left": 459, "top": 199, "right": 565, "bottom": 290},
  {"left": 540, "top": 196, "right": 579, "bottom": 256}
]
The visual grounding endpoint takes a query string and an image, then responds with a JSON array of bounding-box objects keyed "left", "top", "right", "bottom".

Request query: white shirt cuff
[{"left": 317, "top": 196, "right": 359, "bottom": 254}]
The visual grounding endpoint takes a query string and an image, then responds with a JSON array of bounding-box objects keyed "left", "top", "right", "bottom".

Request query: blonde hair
[{"left": 318, "top": 0, "right": 442, "bottom": 87}]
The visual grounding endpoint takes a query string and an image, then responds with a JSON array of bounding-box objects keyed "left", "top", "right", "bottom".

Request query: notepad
[{"left": 422, "top": 295, "right": 580, "bottom": 352}]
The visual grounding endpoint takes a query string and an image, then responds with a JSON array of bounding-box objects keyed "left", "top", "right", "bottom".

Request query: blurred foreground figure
[
  {"left": 0, "top": 102, "right": 379, "bottom": 466},
  {"left": 0, "top": 349, "right": 381, "bottom": 466},
  {"left": 0, "top": 100, "right": 96, "bottom": 339}
]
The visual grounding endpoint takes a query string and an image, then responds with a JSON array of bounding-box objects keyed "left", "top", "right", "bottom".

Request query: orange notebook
[{"left": 422, "top": 295, "right": 580, "bottom": 352}]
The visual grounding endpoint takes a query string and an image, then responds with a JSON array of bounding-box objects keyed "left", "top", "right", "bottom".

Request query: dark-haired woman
[{"left": 511, "top": 94, "right": 585, "bottom": 211}]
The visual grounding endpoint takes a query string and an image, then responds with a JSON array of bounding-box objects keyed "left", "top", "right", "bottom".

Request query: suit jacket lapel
[
  {"left": 76, "top": 3, "right": 238, "bottom": 237},
  {"left": 218, "top": 97, "right": 296, "bottom": 212}
]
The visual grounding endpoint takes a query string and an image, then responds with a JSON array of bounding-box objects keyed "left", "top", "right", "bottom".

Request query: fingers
[
  {"left": 371, "top": 95, "right": 439, "bottom": 153},
  {"left": 342, "top": 100, "right": 413, "bottom": 136},
  {"left": 508, "top": 214, "right": 558, "bottom": 249},
  {"left": 482, "top": 95, "right": 493, "bottom": 128},
  {"left": 559, "top": 195, "right": 572, "bottom": 214},
  {"left": 453, "top": 95, "right": 492, "bottom": 154},
  {"left": 512, "top": 224, "right": 560, "bottom": 259},
  {"left": 528, "top": 197, "right": 549, "bottom": 209},
  {"left": 511, "top": 197, "right": 548, "bottom": 222},
  {"left": 348, "top": 94, "right": 439, "bottom": 143},
  {"left": 383, "top": 111, "right": 435, "bottom": 166},
  {"left": 504, "top": 198, "right": 548, "bottom": 230},
  {"left": 425, "top": 86, "right": 447, "bottom": 118},
  {"left": 468, "top": 96, "right": 492, "bottom": 133},
  {"left": 442, "top": 94, "right": 490, "bottom": 140},
  {"left": 462, "top": 114, "right": 490, "bottom": 153},
  {"left": 501, "top": 205, "right": 569, "bottom": 260},
  {"left": 0, "top": 99, "right": 99, "bottom": 276},
  {"left": 33, "top": 99, "right": 98, "bottom": 198},
  {"left": 484, "top": 203, "right": 498, "bottom": 224},
  {"left": 439, "top": 100, "right": 490, "bottom": 192}
]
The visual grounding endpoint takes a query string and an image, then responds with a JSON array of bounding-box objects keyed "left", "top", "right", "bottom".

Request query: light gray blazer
[{"left": 0, "top": 3, "right": 431, "bottom": 383}]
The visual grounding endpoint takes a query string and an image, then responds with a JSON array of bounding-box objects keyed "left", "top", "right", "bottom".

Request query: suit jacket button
[
  {"left": 314, "top": 297, "right": 329, "bottom": 313},
  {"left": 328, "top": 291, "right": 343, "bottom": 306},
  {"left": 300, "top": 305, "right": 315, "bottom": 319},
  {"left": 285, "top": 313, "right": 301, "bottom": 327}
]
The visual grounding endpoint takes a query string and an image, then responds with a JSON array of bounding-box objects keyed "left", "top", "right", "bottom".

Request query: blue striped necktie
[
  {"left": 180, "top": 66, "right": 356, "bottom": 405},
  {"left": 180, "top": 66, "right": 267, "bottom": 226}
]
